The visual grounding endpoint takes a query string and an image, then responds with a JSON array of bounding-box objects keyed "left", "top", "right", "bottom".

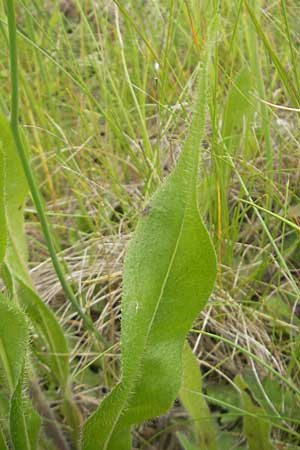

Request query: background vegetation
[{"left": 1, "top": 0, "right": 300, "bottom": 448}]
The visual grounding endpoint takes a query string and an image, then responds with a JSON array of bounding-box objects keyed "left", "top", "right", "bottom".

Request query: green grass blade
[
  {"left": 244, "top": 0, "right": 300, "bottom": 106},
  {"left": 5, "top": 0, "right": 102, "bottom": 343},
  {"left": 179, "top": 343, "right": 217, "bottom": 450},
  {"left": 82, "top": 17, "right": 217, "bottom": 450},
  {"left": 238, "top": 199, "right": 300, "bottom": 232},
  {"left": 280, "top": 0, "right": 300, "bottom": 94}
]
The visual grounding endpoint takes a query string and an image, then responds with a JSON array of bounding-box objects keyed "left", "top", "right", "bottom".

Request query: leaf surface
[
  {"left": 83, "top": 19, "right": 217, "bottom": 450},
  {"left": 0, "top": 113, "right": 74, "bottom": 442},
  {"left": 222, "top": 66, "right": 252, "bottom": 148},
  {"left": 0, "top": 113, "right": 70, "bottom": 389},
  {"left": 10, "top": 381, "right": 41, "bottom": 450},
  {"left": 17, "top": 280, "right": 69, "bottom": 388},
  {"left": 235, "top": 375, "right": 275, "bottom": 450},
  {"left": 0, "top": 113, "right": 28, "bottom": 279},
  {"left": 0, "top": 295, "right": 28, "bottom": 391},
  {"left": 0, "top": 428, "right": 8, "bottom": 450},
  {"left": 0, "top": 296, "right": 40, "bottom": 449},
  {"left": 179, "top": 343, "right": 217, "bottom": 450},
  {"left": 177, "top": 432, "right": 199, "bottom": 450},
  {"left": 0, "top": 146, "right": 6, "bottom": 265}
]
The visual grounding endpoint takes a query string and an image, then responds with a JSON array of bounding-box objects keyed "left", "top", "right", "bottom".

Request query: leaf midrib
[
  {"left": 102, "top": 202, "right": 188, "bottom": 449},
  {"left": 101, "top": 140, "right": 201, "bottom": 448}
]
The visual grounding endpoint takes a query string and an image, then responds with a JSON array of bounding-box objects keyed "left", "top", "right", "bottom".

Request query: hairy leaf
[
  {"left": 0, "top": 296, "right": 40, "bottom": 449},
  {"left": 0, "top": 147, "right": 6, "bottom": 265},
  {"left": 17, "top": 280, "right": 69, "bottom": 388},
  {"left": 0, "top": 113, "right": 70, "bottom": 389},
  {"left": 83, "top": 19, "right": 217, "bottom": 450},
  {"left": 0, "top": 295, "right": 28, "bottom": 392},
  {"left": 10, "top": 381, "right": 41, "bottom": 450},
  {"left": 0, "top": 113, "right": 28, "bottom": 279},
  {"left": 0, "top": 426, "right": 8, "bottom": 450},
  {"left": 0, "top": 113, "right": 74, "bottom": 442},
  {"left": 179, "top": 343, "right": 216, "bottom": 450}
]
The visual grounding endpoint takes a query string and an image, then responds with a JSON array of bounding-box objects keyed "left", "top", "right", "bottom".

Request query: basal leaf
[
  {"left": 0, "top": 295, "right": 28, "bottom": 392},
  {"left": 17, "top": 280, "right": 69, "bottom": 389},
  {"left": 10, "top": 379, "right": 41, "bottom": 450},
  {"left": 0, "top": 296, "right": 40, "bottom": 449},
  {"left": 179, "top": 343, "right": 217, "bottom": 450},
  {"left": 0, "top": 113, "right": 71, "bottom": 442},
  {"left": 0, "top": 147, "right": 6, "bottom": 265},
  {"left": 241, "top": 371, "right": 299, "bottom": 427},
  {"left": 83, "top": 19, "right": 217, "bottom": 450},
  {"left": 0, "top": 113, "right": 70, "bottom": 394},
  {"left": 177, "top": 432, "right": 199, "bottom": 450},
  {"left": 0, "top": 425, "right": 8, "bottom": 450},
  {"left": 0, "top": 113, "right": 28, "bottom": 279},
  {"left": 235, "top": 375, "right": 275, "bottom": 450},
  {"left": 17, "top": 279, "right": 82, "bottom": 446}
]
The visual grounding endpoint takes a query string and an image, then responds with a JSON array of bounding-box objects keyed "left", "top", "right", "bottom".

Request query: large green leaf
[
  {"left": 179, "top": 343, "right": 216, "bottom": 450},
  {"left": 82, "top": 19, "right": 217, "bottom": 450}
]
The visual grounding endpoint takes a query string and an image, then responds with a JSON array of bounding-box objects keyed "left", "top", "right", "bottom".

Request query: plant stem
[{"left": 5, "top": 0, "right": 103, "bottom": 345}]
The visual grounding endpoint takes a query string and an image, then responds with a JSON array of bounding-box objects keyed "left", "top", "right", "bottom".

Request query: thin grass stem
[{"left": 5, "top": 0, "right": 104, "bottom": 346}]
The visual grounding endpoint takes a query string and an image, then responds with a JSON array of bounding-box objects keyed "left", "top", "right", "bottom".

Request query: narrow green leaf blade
[
  {"left": 244, "top": 0, "right": 300, "bottom": 106},
  {"left": 177, "top": 432, "right": 199, "bottom": 450},
  {"left": 235, "top": 375, "right": 275, "bottom": 450},
  {"left": 0, "top": 426, "right": 8, "bottom": 450},
  {"left": 0, "top": 297, "right": 40, "bottom": 449},
  {"left": 17, "top": 280, "right": 69, "bottom": 388},
  {"left": 10, "top": 380, "right": 41, "bottom": 450},
  {"left": 179, "top": 343, "right": 217, "bottom": 450},
  {"left": 0, "top": 295, "right": 29, "bottom": 392},
  {"left": 83, "top": 19, "right": 217, "bottom": 450},
  {"left": 0, "top": 114, "right": 70, "bottom": 392},
  {"left": 222, "top": 66, "right": 252, "bottom": 148},
  {"left": 0, "top": 147, "right": 6, "bottom": 265},
  {"left": 0, "top": 113, "right": 28, "bottom": 278}
]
